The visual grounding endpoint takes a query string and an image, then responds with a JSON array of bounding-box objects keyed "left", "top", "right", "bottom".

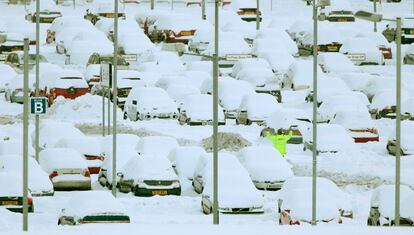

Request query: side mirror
[
  {"left": 117, "top": 172, "right": 124, "bottom": 178},
  {"left": 132, "top": 100, "right": 137, "bottom": 105}
]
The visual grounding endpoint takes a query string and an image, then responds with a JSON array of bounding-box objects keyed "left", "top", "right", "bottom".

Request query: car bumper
[
  {"left": 53, "top": 181, "right": 91, "bottom": 191},
  {"left": 133, "top": 185, "right": 181, "bottom": 197},
  {"left": 253, "top": 181, "right": 284, "bottom": 191}
]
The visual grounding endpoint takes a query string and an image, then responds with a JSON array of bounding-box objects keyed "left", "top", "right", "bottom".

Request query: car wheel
[
  {"left": 291, "top": 83, "right": 294, "bottom": 89},
  {"left": 57, "top": 219, "right": 61, "bottom": 225},
  {"left": 123, "top": 112, "right": 127, "bottom": 120},
  {"left": 281, "top": 82, "right": 285, "bottom": 89},
  {"left": 236, "top": 119, "right": 240, "bottom": 125},
  {"left": 246, "top": 119, "right": 252, "bottom": 125}
]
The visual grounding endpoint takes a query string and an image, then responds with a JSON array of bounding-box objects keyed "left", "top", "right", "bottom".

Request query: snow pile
[
  {"left": 202, "top": 132, "right": 252, "bottom": 152},
  {"left": 46, "top": 94, "right": 123, "bottom": 121}
]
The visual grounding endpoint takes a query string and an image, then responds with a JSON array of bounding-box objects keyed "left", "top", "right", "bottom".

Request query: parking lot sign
[
  {"left": 100, "top": 62, "right": 113, "bottom": 88},
  {"left": 30, "top": 97, "right": 47, "bottom": 114}
]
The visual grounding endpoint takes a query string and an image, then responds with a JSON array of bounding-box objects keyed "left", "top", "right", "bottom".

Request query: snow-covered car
[
  {"left": 0, "top": 154, "right": 54, "bottom": 196},
  {"left": 34, "top": 122, "right": 85, "bottom": 150},
  {"left": 201, "top": 154, "right": 264, "bottom": 214},
  {"left": 236, "top": 93, "right": 281, "bottom": 125},
  {"left": 235, "top": 67, "right": 280, "bottom": 99},
  {"left": 202, "top": 32, "right": 252, "bottom": 68},
  {"left": 87, "top": 53, "right": 130, "bottom": 69},
  {"left": 303, "top": 124, "right": 356, "bottom": 153},
  {"left": 64, "top": 38, "right": 113, "bottom": 65},
  {"left": 40, "top": 69, "right": 90, "bottom": 105},
  {"left": 320, "top": 0, "right": 355, "bottom": 22},
  {"left": 318, "top": 52, "right": 359, "bottom": 74},
  {"left": 178, "top": 94, "right": 225, "bottom": 126},
  {"left": 4, "top": 74, "right": 35, "bottom": 103},
  {"left": 402, "top": 43, "right": 414, "bottom": 64},
  {"left": 256, "top": 49, "right": 294, "bottom": 79},
  {"left": 368, "top": 185, "right": 414, "bottom": 226},
  {"left": 54, "top": 137, "right": 104, "bottom": 174},
  {"left": 147, "top": 14, "right": 207, "bottom": 44},
  {"left": 340, "top": 38, "right": 384, "bottom": 65},
  {"left": 296, "top": 27, "right": 343, "bottom": 56},
  {"left": 382, "top": 18, "right": 414, "bottom": 44},
  {"left": 58, "top": 191, "right": 130, "bottom": 225},
  {"left": 355, "top": 32, "right": 392, "bottom": 59},
  {"left": 83, "top": 0, "right": 126, "bottom": 25},
  {"left": 331, "top": 110, "right": 379, "bottom": 143},
  {"left": 118, "top": 155, "right": 181, "bottom": 196},
  {"left": 5, "top": 52, "right": 48, "bottom": 71},
  {"left": 25, "top": 1, "right": 62, "bottom": 23},
  {"left": 255, "top": 29, "right": 298, "bottom": 57},
  {"left": 315, "top": 93, "right": 368, "bottom": 122},
  {"left": 200, "top": 77, "right": 256, "bottom": 119},
  {"left": 46, "top": 17, "right": 95, "bottom": 44},
  {"left": 278, "top": 176, "right": 353, "bottom": 225},
  {"left": 0, "top": 172, "right": 34, "bottom": 213},
  {"left": 166, "top": 84, "right": 201, "bottom": 109},
  {"left": 263, "top": 108, "right": 311, "bottom": 144},
  {"left": 167, "top": 146, "right": 206, "bottom": 180},
  {"left": 387, "top": 120, "right": 414, "bottom": 156},
  {"left": 237, "top": 146, "right": 293, "bottom": 190},
  {"left": 370, "top": 89, "right": 410, "bottom": 119},
  {"left": 98, "top": 148, "right": 140, "bottom": 190},
  {"left": 281, "top": 60, "right": 326, "bottom": 90},
  {"left": 124, "top": 87, "right": 179, "bottom": 121},
  {"left": 135, "top": 136, "right": 179, "bottom": 159},
  {"left": 83, "top": 64, "right": 101, "bottom": 88},
  {"left": 39, "top": 148, "right": 91, "bottom": 191},
  {"left": 118, "top": 31, "right": 156, "bottom": 67},
  {"left": 0, "top": 33, "right": 24, "bottom": 61}
]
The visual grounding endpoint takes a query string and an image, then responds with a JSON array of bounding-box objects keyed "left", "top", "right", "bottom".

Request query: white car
[
  {"left": 135, "top": 136, "right": 179, "bottom": 159},
  {"left": 256, "top": 50, "right": 294, "bottom": 78},
  {"left": 0, "top": 154, "right": 54, "bottom": 196},
  {"left": 355, "top": 32, "right": 392, "bottom": 59},
  {"left": 387, "top": 120, "right": 414, "bottom": 156},
  {"left": 39, "top": 148, "right": 91, "bottom": 191},
  {"left": 124, "top": 87, "right": 179, "bottom": 121},
  {"left": 166, "top": 84, "right": 201, "bottom": 109},
  {"left": 54, "top": 137, "right": 104, "bottom": 174},
  {"left": 231, "top": 58, "right": 271, "bottom": 78},
  {"left": 167, "top": 146, "right": 206, "bottom": 180},
  {"left": 119, "top": 155, "right": 181, "bottom": 196},
  {"left": 237, "top": 146, "right": 293, "bottom": 190},
  {"left": 58, "top": 191, "right": 130, "bottom": 225},
  {"left": 236, "top": 93, "right": 281, "bottom": 125},
  {"left": 303, "top": 124, "right": 356, "bottom": 153},
  {"left": 316, "top": 94, "right": 368, "bottom": 123},
  {"left": 65, "top": 39, "right": 112, "bottom": 65},
  {"left": 320, "top": 0, "right": 355, "bottom": 22},
  {"left": 255, "top": 28, "right": 298, "bottom": 56},
  {"left": 201, "top": 154, "right": 264, "bottom": 214},
  {"left": 235, "top": 67, "right": 280, "bottom": 96},
  {"left": 83, "top": 64, "right": 101, "bottom": 87},
  {"left": 47, "top": 17, "right": 95, "bottom": 43},
  {"left": 370, "top": 89, "right": 410, "bottom": 119},
  {"left": 368, "top": 185, "right": 414, "bottom": 226},
  {"left": 340, "top": 38, "right": 384, "bottom": 65},
  {"left": 278, "top": 176, "right": 353, "bottom": 225},
  {"left": 178, "top": 94, "right": 226, "bottom": 126}
]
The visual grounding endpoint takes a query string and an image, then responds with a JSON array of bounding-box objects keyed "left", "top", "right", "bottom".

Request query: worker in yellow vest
[{"left": 265, "top": 129, "right": 292, "bottom": 157}]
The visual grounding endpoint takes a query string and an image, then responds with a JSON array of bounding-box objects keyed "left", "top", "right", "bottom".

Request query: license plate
[
  {"left": 180, "top": 31, "right": 193, "bottom": 36},
  {"left": 327, "top": 45, "right": 338, "bottom": 51},
  {"left": 59, "top": 169, "right": 81, "bottom": 174},
  {"left": 104, "top": 13, "right": 114, "bottom": 18},
  {"left": 2, "top": 201, "right": 18, "bottom": 205},
  {"left": 337, "top": 18, "right": 347, "bottom": 22},
  {"left": 151, "top": 190, "right": 167, "bottom": 195},
  {"left": 42, "top": 17, "right": 55, "bottom": 23},
  {"left": 347, "top": 53, "right": 366, "bottom": 61}
]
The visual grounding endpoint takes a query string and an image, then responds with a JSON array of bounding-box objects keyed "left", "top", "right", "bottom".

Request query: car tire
[
  {"left": 246, "top": 119, "right": 252, "bottom": 125},
  {"left": 123, "top": 112, "right": 128, "bottom": 120}
]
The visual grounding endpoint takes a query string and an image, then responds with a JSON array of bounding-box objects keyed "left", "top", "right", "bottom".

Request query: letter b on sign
[{"left": 30, "top": 98, "right": 47, "bottom": 115}]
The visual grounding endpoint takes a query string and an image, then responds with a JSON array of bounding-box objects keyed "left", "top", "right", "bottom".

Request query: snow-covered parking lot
[{"left": 1, "top": 0, "right": 414, "bottom": 233}]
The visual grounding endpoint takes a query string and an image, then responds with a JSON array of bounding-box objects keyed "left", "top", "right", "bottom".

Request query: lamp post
[
  {"left": 112, "top": 0, "right": 119, "bottom": 198},
  {"left": 256, "top": 0, "right": 260, "bottom": 30},
  {"left": 202, "top": 0, "right": 206, "bottom": 20},
  {"left": 22, "top": 38, "right": 30, "bottom": 232},
  {"left": 151, "top": 0, "right": 155, "bottom": 10},
  {"left": 311, "top": 0, "right": 331, "bottom": 226},
  {"left": 355, "top": 10, "right": 402, "bottom": 226},
  {"left": 373, "top": 0, "right": 377, "bottom": 32},
  {"left": 213, "top": 0, "right": 219, "bottom": 225},
  {"left": 34, "top": 0, "right": 40, "bottom": 163}
]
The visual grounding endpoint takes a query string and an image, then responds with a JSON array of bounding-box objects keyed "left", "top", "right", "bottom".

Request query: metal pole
[
  {"left": 151, "top": 0, "right": 154, "bottom": 10},
  {"left": 374, "top": 0, "right": 377, "bottom": 32},
  {"left": 213, "top": 0, "right": 219, "bottom": 225},
  {"left": 394, "top": 16, "right": 401, "bottom": 227},
  {"left": 256, "top": 0, "right": 260, "bottom": 30},
  {"left": 271, "top": 0, "right": 273, "bottom": 12},
  {"left": 73, "top": 0, "right": 75, "bottom": 9},
  {"left": 311, "top": 0, "right": 318, "bottom": 226},
  {"left": 35, "top": 0, "right": 40, "bottom": 162},
  {"left": 112, "top": 0, "right": 119, "bottom": 198},
  {"left": 107, "top": 89, "right": 111, "bottom": 135},
  {"left": 202, "top": 0, "right": 206, "bottom": 20},
  {"left": 171, "top": 0, "right": 174, "bottom": 10},
  {"left": 102, "top": 89, "right": 105, "bottom": 136},
  {"left": 22, "top": 38, "right": 29, "bottom": 232}
]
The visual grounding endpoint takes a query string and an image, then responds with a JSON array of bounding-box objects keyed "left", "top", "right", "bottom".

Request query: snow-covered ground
[{"left": 1, "top": 0, "right": 414, "bottom": 233}]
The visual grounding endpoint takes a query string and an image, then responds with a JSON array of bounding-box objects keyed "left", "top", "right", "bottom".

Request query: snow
[
  {"left": 39, "top": 148, "right": 88, "bottom": 174},
  {"left": 135, "top": 136, "right": 179, "bottom": 158},
  {"left": 122, "top": 155, "right": 179, "bottom": 182}
]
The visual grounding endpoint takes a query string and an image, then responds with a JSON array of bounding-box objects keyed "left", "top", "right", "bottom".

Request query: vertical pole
[
  {"left": 213, "top": 0, "right": 219, "bottom": 225},
  {"left": 394, "top": 17, "right": 401, "bottom": 227},
  {"left": 22, "top": 38, "right": 29, "bottom": 232},
  {"left": 256, "top": 0, "right": 260, "bottom": 30},
  {"left": 171, "top": 0, "right": 174, "bottom": 10},
  {"left": 374, "top": 0, "right": 377, "bottom": 32},
  {"left": 112, "top": 0, "right": 119, "bottom": 198},
  {"left": 107, "top": 89, "right": 111, "bottom": 135},
  {"left": 151, "top": 0, "right": 154, "bottom": 10},
  {"left": 271, "top": 0, "right": 273, "bottom": 12},
  {"left": 35, "top": 0, "right": 40, "bottom": 162},
  {"left": 73, "top": 0, "right": 75, "bottom": 9},
  {"left": 202, "top": 0, "right": 206, "bottom": 20},
  {"left": 311, "top": 0, "right": 318, "bottom": 226},
  {"left": 102, "top": 88, "right": 106, "bottom": 136}
]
